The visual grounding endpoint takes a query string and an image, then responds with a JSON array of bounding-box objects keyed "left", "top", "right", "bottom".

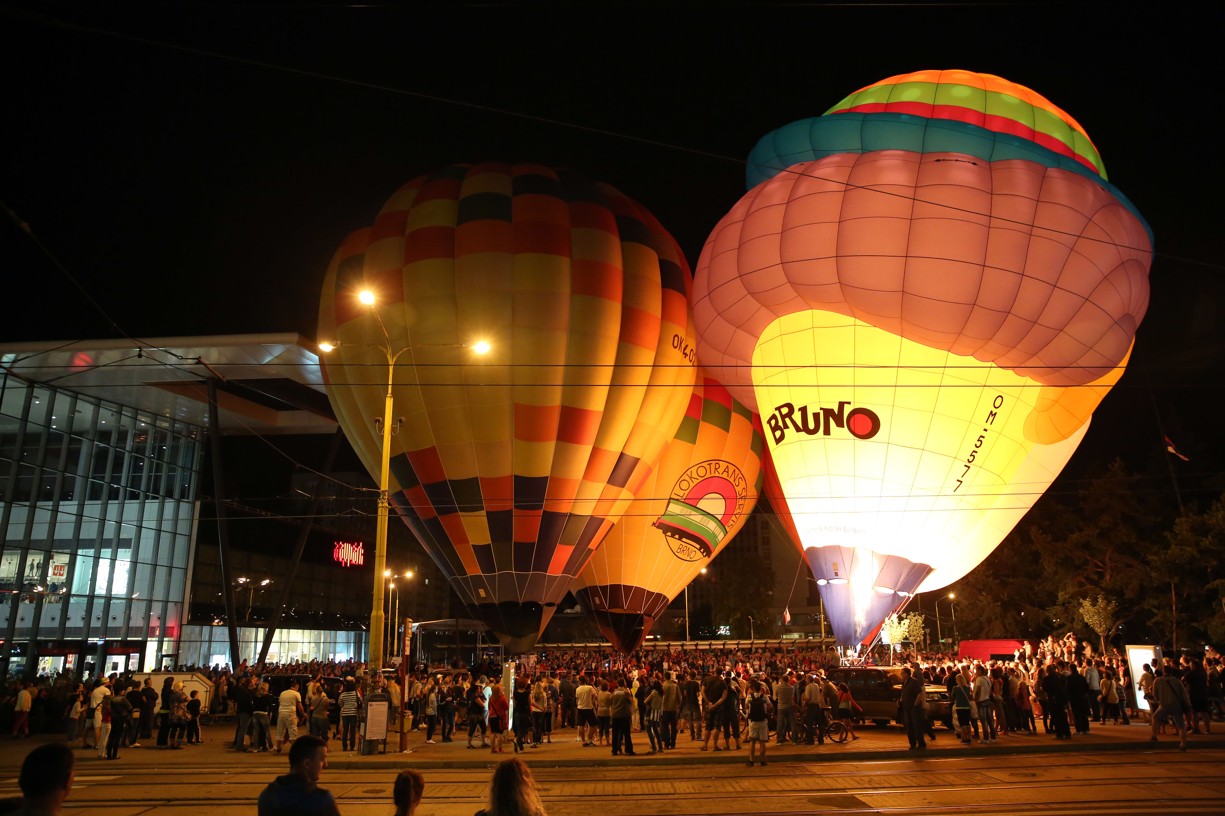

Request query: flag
[
  {"left": 783, "top": 606, "right": 791, "bottom": 625},
  {"left": 1165, "top": 435, "right": 1190, "bottom": 462}
]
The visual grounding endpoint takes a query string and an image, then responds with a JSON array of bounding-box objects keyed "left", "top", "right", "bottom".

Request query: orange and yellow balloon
[
  {"left": 571, "top": 375, "right": 765, "bottom": 652},
  {"left": 694, "top": 71, "right": 1152, "bottom": 645},
  {"left": 319, "top": 163, "right": 697, "bottom": 654}
]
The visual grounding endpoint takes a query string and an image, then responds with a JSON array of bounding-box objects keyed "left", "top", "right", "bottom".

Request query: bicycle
[{"left": 816, "top": 716, "right": 849, "bottom": 744}]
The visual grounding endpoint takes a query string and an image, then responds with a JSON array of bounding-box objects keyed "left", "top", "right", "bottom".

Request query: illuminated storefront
[{"left": 0, "top": 372, "right": 201, "bottom": 679}]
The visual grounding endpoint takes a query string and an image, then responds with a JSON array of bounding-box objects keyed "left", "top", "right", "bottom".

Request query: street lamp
[
  {"left": 747, "top": 615, "right": 755, "bottom": 641},
  {"left": 385, "top": 570, "right": 415, "bottom": 659},
  {"left": 934, "top": 592, "right": 957, "bottom": 645},
  {"left": 320, "top": 289, "right": 489, "bottom": 674},
  {"left": 684, "top": 567, "right": 707, "bottom": 641},
  {"left": 236, "top": 577, "right": 272, "bottom": 624},
  {"left": 948, "top": 593, "right": 958, "bottom": 643}
]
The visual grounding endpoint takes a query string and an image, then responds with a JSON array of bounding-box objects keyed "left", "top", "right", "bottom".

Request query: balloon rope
[{"left": 785, "top": 549, "right": 806, "bottom": 611}]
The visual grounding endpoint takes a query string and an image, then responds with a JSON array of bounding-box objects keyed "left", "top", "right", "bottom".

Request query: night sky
[{"left": 3, "top": 3, "right": 1222, "bottom": 499}]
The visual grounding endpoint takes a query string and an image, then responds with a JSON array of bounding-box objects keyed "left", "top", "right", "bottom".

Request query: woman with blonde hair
[
  {"left": 167, "top": 681, "right": 188, "bottom": 749},
  {"left": 474, "top": 757, "right": 546, "bottom": 816}
]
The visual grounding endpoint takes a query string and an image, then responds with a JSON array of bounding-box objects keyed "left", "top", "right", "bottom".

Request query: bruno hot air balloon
[
  {"left": 571, "top": 375, "right": 765, "bottom": 652},
  {"left": 319, "top": 163, "right": 697, "bottom": 654},
  {"left": 693, "top": 70, "right": 1152, "bottom": 645}
]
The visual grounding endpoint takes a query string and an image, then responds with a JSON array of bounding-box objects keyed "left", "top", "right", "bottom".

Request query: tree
[
  {"left": 1079, "top": 595, "right": 1119, "bottom": 654},
  {"left": 1144, "top": 490, "right": 1225, "bottom": 648}
]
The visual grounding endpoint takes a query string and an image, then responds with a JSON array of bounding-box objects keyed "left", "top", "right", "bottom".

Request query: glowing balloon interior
[{"left": 693, "top": 70, "right": 1152, "bottom": 645}]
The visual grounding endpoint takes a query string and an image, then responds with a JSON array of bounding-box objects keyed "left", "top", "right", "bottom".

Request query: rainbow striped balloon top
[{"left": 825, "top": 69, "right": 1105, "bottom": 179}]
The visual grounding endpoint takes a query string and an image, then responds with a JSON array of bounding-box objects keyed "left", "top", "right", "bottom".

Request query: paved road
[{"left": 2, "top": 721, "right": 1222, "bottom": 814}]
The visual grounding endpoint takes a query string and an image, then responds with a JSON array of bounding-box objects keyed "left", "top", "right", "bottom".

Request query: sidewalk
[{"left": 4, "top": 720, "right": 1221, "bottom": 772}]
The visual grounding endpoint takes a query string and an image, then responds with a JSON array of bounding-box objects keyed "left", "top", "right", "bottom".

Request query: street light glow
[
  {"left": 358, "top": 289, "right": 376, "bottom": 306},
  {"left": 470, "top": 339, "right": 491, "bottom": 355}
]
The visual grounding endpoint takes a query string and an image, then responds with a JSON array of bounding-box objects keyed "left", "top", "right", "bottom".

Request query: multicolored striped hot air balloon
[
  {"left": 694, "top": 70, "right": 1152, "bottom": 646},
  {"left": 570, "top": 375, "right": 765, "bottom": 652},
  {"left": 319, "top": 163, "right": 697, "bottom": 655}
]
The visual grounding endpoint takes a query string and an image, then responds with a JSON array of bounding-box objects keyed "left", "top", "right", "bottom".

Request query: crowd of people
[{"left": 0, "top": 631, "right": 1221, "bottom": 815}]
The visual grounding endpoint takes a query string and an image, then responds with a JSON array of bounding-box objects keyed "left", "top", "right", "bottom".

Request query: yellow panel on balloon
[{"left": 753, "top": 309, "right": 1093, "bottom": 583}]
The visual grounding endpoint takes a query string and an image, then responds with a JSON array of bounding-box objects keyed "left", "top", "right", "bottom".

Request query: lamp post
[
  {"left": 747, "top": 615, "right": 755, "bottom": 641},
  {"left": 320, "top": 291, "right": 488, "bottom": 675},
  {"left": 948, "top": 593, "right": 958, "bottom": 643},
  {"left": 684, "top": 567, "right": 707, "bottom": 641}
]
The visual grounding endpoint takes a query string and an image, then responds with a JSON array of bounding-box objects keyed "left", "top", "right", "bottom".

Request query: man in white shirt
[
  {"left": 12, "top": 682, "right": 33, "bottom": 738},
  {"left": 89, "top": 678, "right": 113, "bottom": 755},
  {"left": 575, "top": 675, "right": 597, "bottom": 747},
  {"left": 275, "top": 680, "right": 305, "bottom": 753}
]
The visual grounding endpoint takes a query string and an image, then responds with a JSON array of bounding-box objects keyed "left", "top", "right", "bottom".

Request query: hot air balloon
[
  {"left": 571, "top": 375, "right": 765, "bottom": 652},
  {"left": 319, "top": 162, "right": 697, "bottom": 655},
  {"left": 693, "top": 70, "right": 1152, "bottom": 645}
]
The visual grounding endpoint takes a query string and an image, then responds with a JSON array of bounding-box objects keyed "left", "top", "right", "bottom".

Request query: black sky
[{"left": 3, "top": 2, "right": 1223, "bottom": 497}]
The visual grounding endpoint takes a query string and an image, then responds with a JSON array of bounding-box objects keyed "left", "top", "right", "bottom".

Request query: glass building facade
[{"left": 0, "top": 371, "right": 202, "bottom": 681}]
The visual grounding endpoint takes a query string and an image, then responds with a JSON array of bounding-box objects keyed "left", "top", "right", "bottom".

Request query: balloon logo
[
  {"left": 571, "top": 376, "right": 764, "bottom": 651},
  {"left": 655, "top": 459, "right": 750, "bottom": 561},
  {"left": 694, "top": 70, "right": 1152, "bottom": 645},
  {"left": 319, "top": 163, "right": 697, "bottom": 654}
]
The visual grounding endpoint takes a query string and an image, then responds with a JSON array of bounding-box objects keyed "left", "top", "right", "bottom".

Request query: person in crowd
[
  {"left": 660, "top": 672, "right": 680, "bottom": 749},
  {"left": 422, "top": 678, "right": 439, "bottom": 745},
  {"left": 166, "top": 680, "right": 190, "bottom": 749},
  {"left": 338, "top": 679, "right": 361, "bottom": 753},
  {"left": 251, "top": 681, "right": 275, "bottom": 752},
  {"left": 89, "top": 677, "right": 113, "bottom": 753},
  {"left": 11, "top": 682, "right": 32, "bottom": 738},
  {"left": 466, "top": 676, "right": 488, "bottom": 749},
  {"left": 642, "top": 679, "right": 664, "bottom": 754},
  {"left": 1043, "top": 663, "right": 1072, "bottom": 740},
  {"left": 573, "top": 673, "right": 595, "bottom": 747},
  {"left": 105, "top": 684, "right": 132, "bottom": 760},
  {"left": 185, "top": 690, "right": 203, "bottom": 745},
  {"left": 257, "top": 734, "right": 339, "bottom": 816},
  {"left": 835, "top": 681, "right": 862, "bottom": 740},
  {"left": 275, "top": 679, "right": 306, "bottom": 754},
  {"left": 511, "top": 677, "right": 532, "bottom": 753},
  {"left": 595, "top": 680, "right": 613, "bottom": 747},
  {"left": 156, "top": 676, "right": 175, "bottom": 748},
  {"left": 139, "top": 677, "right": 158, "bottom": 740},
  {"left": 530, "top": 677, "right": 548, "bottom": 747},
  {"left": 972, "top": 664, "right": 996, "bottom": 743},
  {"left": 308, "top": 683, "right": 332, "bottom": 745},
  {"left": 1149, "top": 667, "right": 1191, "bottom": 751},
  {"left": 609, "top": 676, "right": 636, "bottom": 756},
  {"left": 487, "top": 683, "right": 509, "bottom": 755},
  {"left": 898, "top": 667, "right": 927, "bottom": 750},
  {"left": 474, "top": 757, "right": 547, "bottom": 816},
  {"left": 393, "top": 768, "right": 425, "bottom": 816},
  {"left": 10, "top": 742, "right": 74, "bottom": 815},
  {"left": 745, "top": 679, "right": 771, "bottom": 767},
  {"left": 124, "top": 681, "right": 145, "bottom": 747},
  {"left": 699, "top": 669, "right": 727, "bottom": 752}
]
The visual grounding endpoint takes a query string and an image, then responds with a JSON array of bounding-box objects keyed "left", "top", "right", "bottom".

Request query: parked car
[{"left": 824, "top": 666, "right": 952, "bottom": 729}]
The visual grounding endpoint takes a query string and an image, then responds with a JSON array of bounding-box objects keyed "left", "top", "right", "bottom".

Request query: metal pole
[
  {"left": 950, "top": 601, "right": 958, "bottom": 643},
  {"left": 369, "top": 358, "right": 394, "bottom": 674},
  {"left": 935, "top": 600, "right": 943, "bottom": 645},
  {"left": 684, "top": 585, "right": 690, "bottom": 642}
]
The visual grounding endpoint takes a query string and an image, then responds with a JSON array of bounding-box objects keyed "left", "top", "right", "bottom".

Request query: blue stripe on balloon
[{"left": 746, "top": 112, "right": 1150, "bottom": 244}]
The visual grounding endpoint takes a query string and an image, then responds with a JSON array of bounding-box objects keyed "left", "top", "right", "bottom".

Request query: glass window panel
[
  {"left": 111, "top": 549, "right": 132, "bottom": 595},
  {"left": 25, "top": 387, "right": 51, "bottom": 427},
  {"left": 47, "top": 552, "right": 71, "bottom": 594},
  {"left": 73, "top": 398, "right": 97, "bottom": 430},
  {"left": 40, "top": 595, "right": 63, "bottom": 628},
  {"left": 90, "top": 445, "right": 112, "bottom": 479},
  {"left": 169, "top": 567, "right": 185, "bottom": 603},
  {"left": 51, "top": 390, "right": 75, "bottom": 432},
  {"left": 0, "top": 553, "right": 19, "bottom": 591},
  {"left": 15, "top": 463, "right": 35, "bottom": 501},
  {"left": 107, "top": 599, "right": 127, "bottom": 635},
  {"left": 71, "top": 553, "right": 95, "bottom": 596}
]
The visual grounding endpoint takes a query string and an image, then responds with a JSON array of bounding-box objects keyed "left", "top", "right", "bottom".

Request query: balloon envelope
[
  {"left": 571, "top": 375, "right": 765, "bottom": 652},
  {"left": 693, "top": 71, "right": 1152, "bottom": 645},
  {"left": 319, "top": 163, "right": 697, "bottom": 654}
]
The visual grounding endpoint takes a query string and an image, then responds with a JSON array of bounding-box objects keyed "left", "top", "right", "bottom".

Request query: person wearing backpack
[{"left": 745, "top": 679, "right": 772, "bottom": 767}]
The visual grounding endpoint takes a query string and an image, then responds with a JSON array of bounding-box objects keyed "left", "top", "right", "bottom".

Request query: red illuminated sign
[{"left": 333, "top": 540, "right": 365, "bottom": 567}]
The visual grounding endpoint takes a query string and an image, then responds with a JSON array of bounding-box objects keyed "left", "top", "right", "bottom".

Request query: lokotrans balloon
[
  {"left": 692, "top": 70, "right": 1152, "bottom": 646},
  {"left": 571, "top": 375, "right": 765, "bottom": 652},
  {"left": 319, "top": 163, "right": 697, "bottom": 655}
]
